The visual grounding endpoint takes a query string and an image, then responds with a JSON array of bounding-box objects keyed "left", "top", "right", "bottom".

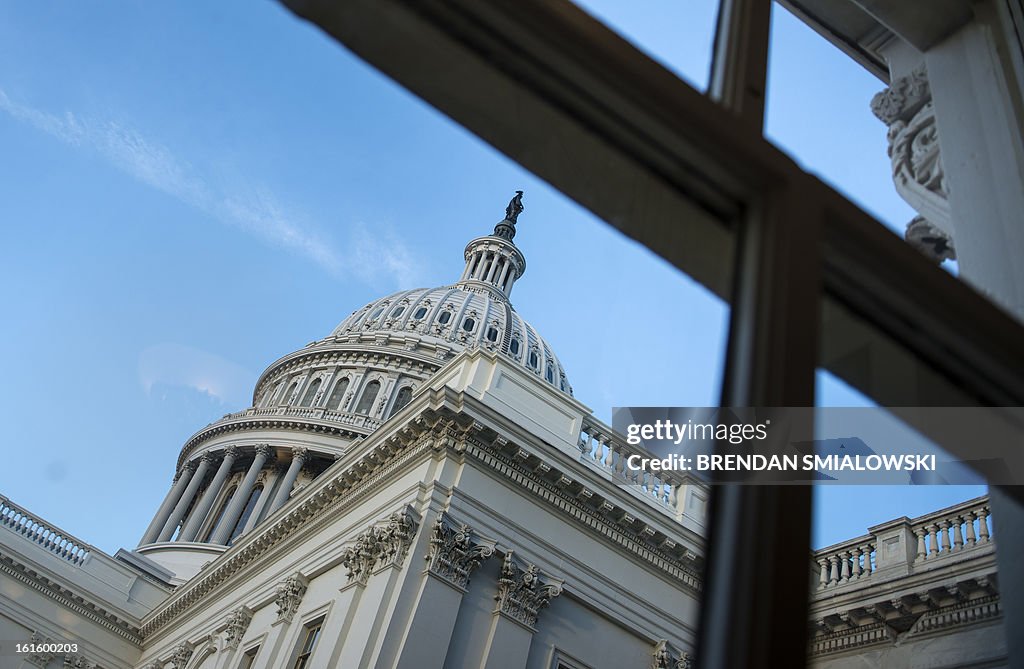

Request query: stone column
[
  {"left": 496, "top": 260, "right": 512, "bottom": 290},
  {"left": 179, "top": 446, "right": 240, "bottom": 542},
  {"left": 157, "top": 454, "right": 215, "bottom": 542},
  {"left": 267, "top": 448, "right": 309, "bottom": 514},
  {"left": 139, "top": 463, "right": 196, "bottom": 545},
  {"left": 210, "top": 445, "right": 273, "bottom": 545}
]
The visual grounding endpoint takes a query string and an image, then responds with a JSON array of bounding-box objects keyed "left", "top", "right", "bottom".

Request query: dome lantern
[{"left": 457, "top": 191, "right": 527, "bottom": 299}]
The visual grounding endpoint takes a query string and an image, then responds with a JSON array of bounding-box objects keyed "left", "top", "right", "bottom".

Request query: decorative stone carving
[
  {"left": 426, "top": 513, "right": 497, "bottom": 588},
  {"left": 340, "top": 527, "right": 383, "bottom": 586},
  {"left": 340, "top": 507, "right": 420, "bottom": 585},
  {"left": 871, "top": 65, "right": 954, "bottom": 255},
  {"left": 652, "top": 639, "right": 693, "bottom": 669},
  {"left": 274, "top": 573, "right": 309, "bottom": 624},
  {"left": 171, "top": 642, "right": 193, "bottom": 668},
  {"left": 26, "top": 631, "right": 54, "bottom": 668},
  {"left": 62, "top": 656, "right": 98, "bottom": 669},
  {"left": 223, "top": 606, "right": 253, "bottom": 651},
  {"left": 870, "top": 66, "right": 930, "bottom": 125},
  {"left": 906, "top": 216, "right": 956, "bottom": 263},
  {"left": 493, "top": 551, "right": 563, "bottom": 628},
  {"left": 255, "top": 443, "right": 275, "bottom": 460}
]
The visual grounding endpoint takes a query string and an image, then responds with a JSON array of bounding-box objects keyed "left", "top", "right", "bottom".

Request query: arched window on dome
[
  {"left": 529, "top": 351, "right": 539, "bottom": 369},
  {"left": 462, "top": 317, "right": 475, "bottom": 332},
  {"left": 486, "top": 326, "right": 499, "bottom": 342},
  {"left": 390, "top": 305, "right": 405, "bottom": 319},
  {"left": 203, "top": 486, "right": 237, "bottom": 542},
  {"left": 545, "top": 363, "right": 554, "bottom": 383},
  {"left": 282, "top": 381, "right": 299, "bottom": 405},
  {"left": 326, "top": 377, "right": 349, "bottom": 411},
  {"left": 413, "top": 306, "right": 428, "bottom": 320},
  {"left": 299, "top": 378, "right": 321, "bottom": 407},
  {"left": 389, "top": 386, "right": 413, "bottom": 417},
  {"left": 263, "top": 381, "right": 283, "bottom": 407},
  {"left": 355, "top": 380, "right": 380, "bottom": 415},
  {"left": 509, "top": 337, "right": 520, "bottom": 356},
  {"left": 438, "top": 310, "right": 452, "bottom": 325},
  {"left": 228, "top": 484, "right": 263, "bottom": 545},
  {"left": 370, "top": 306, "right": 385, "bottom": 320}
]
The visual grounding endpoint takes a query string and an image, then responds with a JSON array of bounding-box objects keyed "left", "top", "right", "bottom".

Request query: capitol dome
[
  {"left": 136, "top": 193, "right": 574, "bottom": 570},
  {"left": 250, "top": 190, "right": 571, "bottom": 421}
]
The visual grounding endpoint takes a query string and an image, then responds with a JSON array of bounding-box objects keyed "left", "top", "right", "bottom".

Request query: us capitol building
[{"left": 0, "top": 196, "right": 1005, "bottom": 668}]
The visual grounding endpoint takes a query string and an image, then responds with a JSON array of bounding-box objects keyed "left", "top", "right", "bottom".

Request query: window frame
[
  {"left": 290, "top": 615, "right": 325, "bottom": 669},
  {"left": 277, "top": 2, "right": 1024, "bottom": 667}
]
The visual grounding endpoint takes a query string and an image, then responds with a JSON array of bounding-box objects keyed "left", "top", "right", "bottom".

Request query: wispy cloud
[
  {"left": 0, "top": 89, "right": 422, "bottom": 289},
  {"left": 138, "top": 343, "right": 254, "bottom": 407}
]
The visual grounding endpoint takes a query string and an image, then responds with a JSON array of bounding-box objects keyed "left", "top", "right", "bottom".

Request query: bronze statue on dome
[{"left": 505, "top": 190, "right": 524, "bottom": 223}]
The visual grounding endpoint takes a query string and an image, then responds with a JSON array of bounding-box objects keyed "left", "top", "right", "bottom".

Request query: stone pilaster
[{"left": 392, "top": 513, "right": 497, "bottom": 669}]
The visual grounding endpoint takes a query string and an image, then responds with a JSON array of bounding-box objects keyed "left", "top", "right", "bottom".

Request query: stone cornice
[
  {"left": 810, "top": 592, "right": 1001, "bottom": 657},
  {"left": 460, "top": 428, "right": 703, "bottom": 593},
  {"left": 0, "top": 551, "right": 143, "bottom": 645},
  {"left": 176, "top": 414, "right": 368, "bottom": 472}
]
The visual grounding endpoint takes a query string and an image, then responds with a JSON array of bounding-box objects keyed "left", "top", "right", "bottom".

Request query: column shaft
[
  {"left": 211, "top": 445, "right": 272, "bottom": 545},
  {"left": 139, "top": 465, "right": 195, "bottom": 545},
  {"left": 157, "top": 455, "right": 213, "bottom": 542},
  {"left": 268, "top": 449, "right": 308, "bottom": 515},
  {"left": 179, "top": 448, "right": 239, "bottom": 542}
]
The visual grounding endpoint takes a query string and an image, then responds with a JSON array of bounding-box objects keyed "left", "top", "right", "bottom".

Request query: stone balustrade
[
  {"left": 812, "top": 495, "right": 992, "bottom": 592},
  {"left": 0, "top": 495, "right": 91, "bottom": 565},
  {"left": 910, "top": 498, "right": 990, "bottom": 562},
  {"left": 222, "top": 405, "right": 383, "bottom": 431},
  {"left": 813, "top": 536, "right": 876, "bottom": 590},
  {"left": 579, "top": 416, "right": 695, "bottom": 517}
]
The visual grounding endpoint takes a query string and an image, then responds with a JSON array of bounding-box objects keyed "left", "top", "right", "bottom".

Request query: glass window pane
[
  {"left": 813, "top": 294, "right": 1011, "bottom": 666},
  {"left": 571, "top": 0, "right": 721, "bottom": 91}
]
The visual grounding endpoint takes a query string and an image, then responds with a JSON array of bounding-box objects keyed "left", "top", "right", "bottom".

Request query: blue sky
[{"left": 0, "top": 1, "right": 981, "bottom": 556}]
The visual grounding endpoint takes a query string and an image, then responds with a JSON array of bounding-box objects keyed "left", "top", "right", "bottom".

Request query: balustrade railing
[
  {"left": 0, "top": 495, "right": 91, "bottom": 565},
  {"left": 814, "top": 537, "right": 876, "bottom": 590},
  {"left": 812, "top": 495, "right": 992, "bottom": 592},
  {"left": 911, "top": 499, "right": 991, "bottom": 562},
  {"left": 224, "top": 406, "right": 382, "bottom": 431},
  {"left": 578, "top": 416, "right": 692, "bottom": 516}
]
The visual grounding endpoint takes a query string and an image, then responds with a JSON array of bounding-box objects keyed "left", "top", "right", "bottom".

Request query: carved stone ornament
[
  {"left": 493, "top": 551, "right": 563, "bottom": 629},
  {"left": 906, "top": 216, "right": 956, "bottom": 263},
  {"left": 871, "top": 65, "right": 954, "bottom": 249},
  {"left": 426, "top": 513, "right": 497, "bottom": 589},
  {"left": 870, "top": 65, "right": 930, "bottom": 126},
  {"left": 652, "top": 639, "right": 693, "bottom": 669},
  {"left": 340, "top": 507, "right": 420, "bottom": 586},
  {"left": 171, "top": 642, "right": 193, "bottom": 668},
  {"left": 26, "top": 631, "right": 55, "bottom": 668},
  {"left": 62, "top": 656, "right": 99, "bottom": 669},
  {"left": 223, "top": 606, "right": 254, "bottom": 651},
  {"left": 274, "top": 572, "right": 309, "bottom": 624}
]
